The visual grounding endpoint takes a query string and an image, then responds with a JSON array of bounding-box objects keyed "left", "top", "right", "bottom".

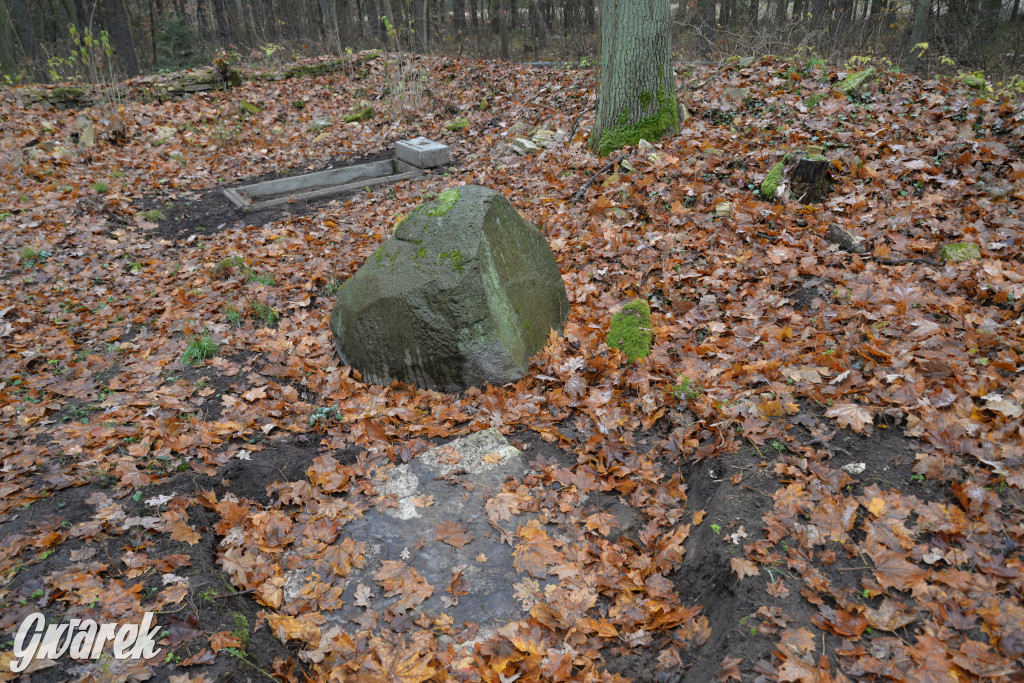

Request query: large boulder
[{"left": 329, "top": 185, "right": 569, "bottom": 391}]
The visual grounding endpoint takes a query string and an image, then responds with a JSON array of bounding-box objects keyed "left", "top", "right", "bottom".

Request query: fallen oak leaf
[
  {"left": 826, "top": 402, "right": 873, "bottom": 434},
  {"left": 209, "top": 631, "right": 244, "bottom": 652},
  {"left": 730, "top": 557, "right": 760, "bottom": 579},
  {"left": 435, "top": 520, "right": 474, "bottom": 548},
  {"left": 716, "top": 655, "right": 742, "bottom": 681}
]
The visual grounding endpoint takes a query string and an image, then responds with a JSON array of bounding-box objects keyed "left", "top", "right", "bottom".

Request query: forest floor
[{"left": 1, "top": 52, "right": 1023, "bottom": 682}]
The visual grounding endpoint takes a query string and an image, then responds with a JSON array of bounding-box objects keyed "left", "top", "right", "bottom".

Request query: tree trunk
[
  {"left": 453, "top": 0, "right": 466, "bottom": 32},
  {"left": 9, "top": 0, "right": 40, "bottom": 76},
  {"left": 908, "top": 0, "right": 929, "bottom": 71},
  {"left": 105, "top": 0, "right": 139, "bottom": 75},
  {"left": 590, "top": 0, "right": 678, "bottom": 156},
  {"left": 414, "top": 0, "right": 427, "bottom": 50},
  {"left": 212, "top": 0, "right": 231, "bottom": 44}
]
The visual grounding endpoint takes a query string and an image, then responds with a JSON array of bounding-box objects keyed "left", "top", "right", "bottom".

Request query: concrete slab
[
  {"left": 223, "top": 158, "right": 422, "bottom": 212},
  {"left": 283, "top": 428, "right": 549, "bottom": 640},
  {"left": 222, "top": 139, "right": 447, "bottom": 212},
  {"left": 395, "top": 137, "right": 450, "bottom": 168}
]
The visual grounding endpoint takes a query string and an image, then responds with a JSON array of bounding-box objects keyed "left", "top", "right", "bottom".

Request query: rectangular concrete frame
[{"left": 223, "top": 158, "right": 423, "bottom": 212}]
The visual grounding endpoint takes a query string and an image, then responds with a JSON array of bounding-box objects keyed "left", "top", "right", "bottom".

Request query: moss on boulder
[
  {"left": 938, "top": 242, "right": 981, "bottom": 262},
  {"left": 839, "top": 68, "right": 876, "bottom": 96},
  {"left": 343, "top": 105, "right": 375, "bottom": 123},
  {"left": 329, "top": 185, "right": 569, "bottom": 391},
  {"left": 606, "top": 300, "right": 652, "bottom": 362}
]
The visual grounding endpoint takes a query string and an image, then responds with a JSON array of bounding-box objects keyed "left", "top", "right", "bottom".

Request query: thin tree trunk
[
  {"left": 590, "top": 0, "right": 678, "bottom": 156},
  {"left": 104, "top": 0, "right": 139, "bottom": 75},
  {"left": 9, "top": 0, "right": 40, "bottom": 77},
  {"left": 453, "top": 0, "right": 466, "bottom": 32},
  {"left": 908, "top": 0, "right": 929, "bottom": 71},
  {"left": 212, "top": 0, "right": 230, "bottom": 44}
]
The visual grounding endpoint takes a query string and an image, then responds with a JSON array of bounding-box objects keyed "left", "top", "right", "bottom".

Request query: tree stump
[{"left": 789, "top": 156, "right": 832, "bottom": 203}]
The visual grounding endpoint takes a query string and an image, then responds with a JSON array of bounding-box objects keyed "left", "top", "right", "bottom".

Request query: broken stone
[
  {"left": 715, "top": 202, "right": 732, "bottom": 218},
  {"left": 510, "top": 138, "right": 542, "bottom": 155},
  {"left": 722, "top": 87, "right": 750, "bottom": 104},
  {"left": 283, "top": 429, "right": 537, "bottom": 631},
  {"left": 153, "top": 126, "right": 176, "bottom": 144},
  {"left": 311, "top": 115, "right": 334, "bottom": 130},
  {"left": 828, "top": 223, "right": 868, "bottom": 254},
  {"left": 39, "top": 120, "right": 57, "bottom": 133},
  {"left": 329, "top": 185, "right": 569, "bottom": 391},
  {"left": 75, "top": 113, "right": 96, "bottom": 148}
]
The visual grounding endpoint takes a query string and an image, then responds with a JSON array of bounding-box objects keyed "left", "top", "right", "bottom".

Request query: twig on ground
[{"left": 571, "top": 153, "right": 626, "bottom": 203}]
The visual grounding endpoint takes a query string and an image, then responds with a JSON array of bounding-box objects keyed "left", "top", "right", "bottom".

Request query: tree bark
[
  {"left": 590, "top": 0, "right": 678, "bottom": 156},
  {"left": 908, "top": 0, "right": 929, "bottom": 71},
  {"left": 9, "top": 0, "right": 40, "bottom": 76},
  {"left": 105, "top": 0, "right": 139, "bottom": 75},
  {"left": 453, "top": 0, "right": 466, "bottom": 32},
  {"left": 212, "top": 0, "right": 231, "bottom": 44}
]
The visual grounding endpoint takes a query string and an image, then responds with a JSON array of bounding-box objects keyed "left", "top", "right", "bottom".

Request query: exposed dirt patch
[{"left": 603, "top": 413, "right": 950, "bottom": 683}]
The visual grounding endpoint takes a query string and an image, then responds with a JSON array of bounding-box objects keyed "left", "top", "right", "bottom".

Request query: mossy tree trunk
[{"left": 589, "top": 0, "right": 678, "bottom": 157}]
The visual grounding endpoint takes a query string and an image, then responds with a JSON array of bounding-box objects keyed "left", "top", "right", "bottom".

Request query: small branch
[
  {"left": 865, "top": 255, "right": 941, "bottom": 267},
  {"left": 571, "top": 154, "right": 626, "bottom": 203},
  {"left": 207, "top": 588, "right": 257, "bottom": 600}
]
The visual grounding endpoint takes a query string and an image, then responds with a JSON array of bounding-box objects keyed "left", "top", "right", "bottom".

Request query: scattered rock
[
  {"left": 714, "top": 202, "right": 732, "bottom": 218},
  {"left": 510, "top": 138, "right": 542, "bottom": 155},
  {"left": 839, "top": 68, "right": 876, "bottom": 97},
  {"left": 310, "top": 115, "right": 334, "bottom": 130},
  {"left": 239, "top": 100, "right": 261, "bottom": 115},
  {"left": 342, "top": 105, "right": 375, "bottom": 123},
  {"left": 75, "top": 113, "right": 96, "bottom": 148},
  {"left": 828, "top": 224, "right": 868, "bottom": 254},
  {"left": 153, "top": 126, "right": 176, "bottom": 144},
  {"left": 39, "top": 120, "right": 57, "bottom": 133},
  {"left": 445, "top": 117, "right": 469, "bottom": 131},
  {"left": 938, "top": 242, "right": 982, "bottom": 262},
  {"left": 329, "top": 185, "right": 569, "bottom": 391}
]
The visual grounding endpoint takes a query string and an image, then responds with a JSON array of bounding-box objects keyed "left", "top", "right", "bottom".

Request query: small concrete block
[{"left": 396, "top": 137, "right": 449, "bottom": 168}]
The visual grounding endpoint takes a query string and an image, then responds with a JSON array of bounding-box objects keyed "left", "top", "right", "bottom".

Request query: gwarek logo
[{"left": 9, "top": 612, "right": 162, "bottom": 673}]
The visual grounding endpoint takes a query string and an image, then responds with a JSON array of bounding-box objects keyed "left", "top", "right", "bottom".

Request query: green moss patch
[
  {"left": 606, "top": 299, "right": 652, "bottom": 362},
  {"left": 839, "top": 68, "right": 876, "bottom": 96},
  {"left": 760, "top": 161, "right": 785, "bottom": 200},
  {"left": 595, "top": 87, "right": 678, "bottom": 157},
  {"left": 938, "top": 242, "right": 981, "bottom": 262},
  {"left": 421, "top": 188, "right": 460, "bottom": 217},
  {"left": 445, "top": 117, "right": 470, "bottom": 131},
  {"left": 343, "top": 105, "right": 375, "bottom": 123}
]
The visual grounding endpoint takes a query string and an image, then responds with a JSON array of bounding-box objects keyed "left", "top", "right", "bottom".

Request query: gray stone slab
[
  {"left": 283, "top": 428, "right": 550, "bottom": 640},
  {"left": 222, "top": 158, "right": 422, "bottom": 212},
  {"left": 396, "top": 137, "right": 450, "bottom": 168}
]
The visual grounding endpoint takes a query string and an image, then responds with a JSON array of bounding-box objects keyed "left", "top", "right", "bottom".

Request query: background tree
[
  {"left": 0, "top": 0, "right": 1022, "bottom": 85},
  {"left": 589, "top": 0, "right": 679, "bottom": 156}
]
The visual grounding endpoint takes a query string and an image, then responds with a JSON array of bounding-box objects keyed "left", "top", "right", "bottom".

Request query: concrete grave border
[{"left": 222, "top": 137, "right": 450, "bottom": 212}]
